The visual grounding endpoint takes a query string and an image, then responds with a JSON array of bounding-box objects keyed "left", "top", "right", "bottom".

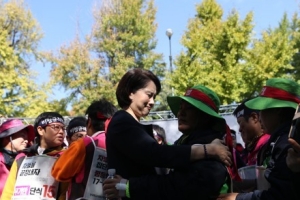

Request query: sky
[{"left": 25, "top": 0, "right": 300, "bottom": 100}]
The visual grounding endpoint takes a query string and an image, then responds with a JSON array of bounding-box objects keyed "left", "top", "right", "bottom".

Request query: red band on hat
[
  {"left": 184, "top": 89, "right": 217, "bottom": 111},
  {"left": 260, "top": 86, "right": 300, "bottom": 103}
]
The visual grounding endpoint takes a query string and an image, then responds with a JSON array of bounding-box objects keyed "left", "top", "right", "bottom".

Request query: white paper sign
[
  {"left": 83, "top": 146, "right": 108, "bottom": 200},
  {"left": 12, "top": 155, "right": 59, "bottom": 200}
]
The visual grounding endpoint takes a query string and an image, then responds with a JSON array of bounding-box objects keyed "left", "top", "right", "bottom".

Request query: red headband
[
  {"left": 184, "top": 89, "right": 217, "bottom": 111},
  {"left": 260, "top": 86, "right": 300, "bottom": 103}
]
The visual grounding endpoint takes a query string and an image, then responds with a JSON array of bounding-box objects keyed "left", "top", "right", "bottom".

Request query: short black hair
[
  {"left": 34, "top": 112, "right": 64, "bottom": 144},
  {"left": 233, "top": 98, "right": 259, "bottom": 121},
  {"left": 116, "top": 68, "right": 161, "bottom": 109},
  {"left": 85, "top": 98, "right": 117, "bottom": 132}
]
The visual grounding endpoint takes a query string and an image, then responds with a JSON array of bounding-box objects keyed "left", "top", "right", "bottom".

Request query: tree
[
  {"left": 0, "top": 0, "right": 55, "bottom": 117},
  {"left": 48, "top": 0, "right": 166, "bottom": 114},
  {"left": 46, "top": 35, "right": 113, "bottom": 114},
  {"left": 290, "top": 13, "right": 300, "bottom": 81},
  {"left": 242, "top": 13, "right": 296, "bottom": 98},
  {"left": 92, "top": 0, "right": 165, "bottom": 81},
  {"left": 172, "top": 0, "right": 253, "bottom": 104},
  {"left": 172, "top": 0, "right": 296, "bottom": 104}
]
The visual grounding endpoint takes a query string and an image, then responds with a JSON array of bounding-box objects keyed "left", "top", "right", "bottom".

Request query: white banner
[
  {"left": 12, "top": 155, "right": 59, "bottom": 200},
  {"left": 83, "top": 147, "right": 107, "bottom": 200}
]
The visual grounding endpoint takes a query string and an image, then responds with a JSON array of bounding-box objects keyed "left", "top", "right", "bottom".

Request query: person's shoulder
[
  {"left": 260, "top": 133, "right": 270, "bottom": 143},
  {"left": 111, "top": 110, "right": 128, "bottom": 120},
  {"left": 46, "top": 147, "right": 67, "bottom": 157},
  {"left": 93, "top": 132, "right": 105, "bottom": 140},
  {"left": 82, "top": 136, "right": 93, "bottom": 146},
  {"left": 110, "top": 110, "right": 137, "bottom": 126},
  {"left": 15, "top": 152, "right": 26, "bottom": 160},
  {"left": 272, "top": 133, "right": 291, "bottom": 160},
  {"left": 276, "top": 133, "right": 290, "bottom": 148},
  {"left": 256, "top": 134, "right": 271, "bottom": 149}
]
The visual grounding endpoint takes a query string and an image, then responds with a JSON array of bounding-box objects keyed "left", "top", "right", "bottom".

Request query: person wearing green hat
[
  {"left": 219, "top": 78, "right": 299, "bottom": 200},
  {"left": 104, "top": 84, "right": 236, "bottom": 200}
]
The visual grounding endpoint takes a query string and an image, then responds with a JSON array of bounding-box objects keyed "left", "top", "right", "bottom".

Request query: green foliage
[
  {"left": 92, "top": 0, "right": 165, "bottom": 77},
  {"left": 0, "top": 0, "right": 57, "bottom": 117},
  {"left": 48, "top": 0, "right": 165, "bottom": 114},
  {"left": 173, "top": 0, "right": 297, "bottom": 104},
  {"left": 290, "top": 13, "right": 300, "bottom": 81},
  {"left": 2, "top": 0, "right": 300, "bottom": 117},
  {"left": 242, "top": 15, "right": 296, "bottom": 98},
  {"left": 0, "top": 0, "right": 43, "bottom": 65},
  {"left": 46, "top": 35, "right": 115, "bottom": 114}
]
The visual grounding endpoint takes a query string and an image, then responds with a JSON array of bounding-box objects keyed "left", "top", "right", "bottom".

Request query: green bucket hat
[
  {"left": 167, "top": 85, "right": 226, "bottom": 131},
  {"left": 245, "top": 78, "right": 300, "bottom": 110}
]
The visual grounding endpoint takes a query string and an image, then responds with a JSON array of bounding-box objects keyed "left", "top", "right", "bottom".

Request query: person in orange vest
[{"left": 51, "top": 98, "right": 117, "bottom": 199}]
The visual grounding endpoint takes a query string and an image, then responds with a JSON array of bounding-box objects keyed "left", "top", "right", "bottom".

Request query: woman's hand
[
  {"left": 287, "top": 138, "right": 300, "bottom": 172},
  {"left": 207, "top": 139, "right": 232, "bottom": 166},
  {"left": 103, "top": 175, "right": 123, "bottom": 199}
]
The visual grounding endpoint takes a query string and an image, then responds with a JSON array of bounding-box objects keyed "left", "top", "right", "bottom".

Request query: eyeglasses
[{"left": 46, "top": 124, "right": 66, "bottom": 132}]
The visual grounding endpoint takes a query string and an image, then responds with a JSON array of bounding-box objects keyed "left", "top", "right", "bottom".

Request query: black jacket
[
  {"left": 128, "top": 129, "right": 228, "bottom": 200},
  {"left": 237, "top": 123, "right": 297, "bottom": 200},
  {"left": 106, "top": 110, "right": 191, "bottom": 179}
]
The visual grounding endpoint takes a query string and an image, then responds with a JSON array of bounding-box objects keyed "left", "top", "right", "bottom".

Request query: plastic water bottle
[{"left": 106, "top": 169, "right": 116, "bottom": 200}]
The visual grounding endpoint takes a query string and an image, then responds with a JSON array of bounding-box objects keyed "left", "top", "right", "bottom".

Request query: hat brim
[
  {"left": 0, "top": 125, "right": 35, "bottom": 143},
  {"left": 167, "top": 96, "right": 226, "bottom": 131},
  {"left": 245, "top": 97, "right": 298, "bottom": 110},
  {"left": 167, "top": 96, "right": 222, "bottom": 119}
]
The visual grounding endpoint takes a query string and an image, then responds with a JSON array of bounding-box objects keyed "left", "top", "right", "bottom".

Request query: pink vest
[
  {"left": 0, "top": 152, "right": 10, "bottom": 195},
  {"left": 247, "top": 134, "right": 270, "bottom": 165},
  {"left": 67, "top": 131, "right": 106, "bottom": 199}
]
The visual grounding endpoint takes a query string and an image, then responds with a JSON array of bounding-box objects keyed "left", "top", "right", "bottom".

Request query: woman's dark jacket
[
  {"left": 106, "top": 110, "right": 191, "bottom": 180},
  {"left": 107, "top": 111, "right": 228, "bottom": 200}
]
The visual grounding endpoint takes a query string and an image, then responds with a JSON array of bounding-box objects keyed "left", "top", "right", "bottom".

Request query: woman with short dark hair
[
  {"left": 116, "top": 68, "right": 161, "bottom": 109},
  {"left": 105, "top": 68, "right": 232, "bottom": 199}
]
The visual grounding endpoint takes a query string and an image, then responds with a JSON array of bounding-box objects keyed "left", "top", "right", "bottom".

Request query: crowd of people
[{"left": 0, "top": 68, "right": 299, "bottom": 200}]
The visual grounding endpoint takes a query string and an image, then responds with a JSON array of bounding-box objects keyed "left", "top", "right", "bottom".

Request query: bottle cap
[{"left": 108, "top": 168, "right": 116, "bottom": 176}]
